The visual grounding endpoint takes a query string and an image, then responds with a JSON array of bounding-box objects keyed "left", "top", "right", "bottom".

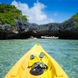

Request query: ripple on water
[
  {"left": 0, "top": 39, "right": 78, "bottom": 78},
  {"left": 0, "top": 68, "right": 3, "bottom": 73}
]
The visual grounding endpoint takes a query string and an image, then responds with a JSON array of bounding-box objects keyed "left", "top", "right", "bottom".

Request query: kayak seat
[
  {"left": 30, "top": 62, "right": 48, "bottom": 75},
  {"left": 30, "top": 68, "right": 43, "bottom": 75}
]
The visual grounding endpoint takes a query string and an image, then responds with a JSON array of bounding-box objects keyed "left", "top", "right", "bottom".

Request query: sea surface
[{"left": 0, "top": 39, "right": 78, "bottom": 78}]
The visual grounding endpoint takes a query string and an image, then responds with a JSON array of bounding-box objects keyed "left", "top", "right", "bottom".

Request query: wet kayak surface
[{"left": 0, "top": 39, "right": 78, "bottom": 78}]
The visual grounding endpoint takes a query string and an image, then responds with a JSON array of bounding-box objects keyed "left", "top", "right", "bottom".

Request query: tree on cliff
[
  {"left": 0, "top": 4, "right": 28, "bottom": 26},
  {"left": 72, "top": 12, "right": 78, "bottom": 27}
]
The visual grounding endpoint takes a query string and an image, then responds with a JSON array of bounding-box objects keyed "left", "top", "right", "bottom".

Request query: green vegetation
[
  {"left": 48, "top": 22, "right": 58, "bottom": 24},
  {"left": 62, "top": 19, "right": 69, "bottom": 24},
  {"left": 62, "top": 12, "right": 78, "bottom": 27},
  {"left": 72, "top": 12, "right": 78, "bottom": 27},
  {"left": 72, "top": 13, "right": 78, "bottom": 22},
  {"left": 0, "top": 4, "right": 28, "bottom": 26}
]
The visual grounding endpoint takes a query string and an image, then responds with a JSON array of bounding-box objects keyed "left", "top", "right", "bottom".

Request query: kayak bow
[{"left": 5, "top": 44, "right": 68, "bottom": 78}]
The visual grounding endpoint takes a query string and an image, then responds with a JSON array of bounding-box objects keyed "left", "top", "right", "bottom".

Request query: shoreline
[{"left": 0, "top": 38, "right": 78, "bottom": 40}]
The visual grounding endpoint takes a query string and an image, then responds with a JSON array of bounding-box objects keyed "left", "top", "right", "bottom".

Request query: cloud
[
  {"left": 53, "top": 13, "right": 58, "bottom": 16},
  {"left": 11, "top": 0, "right": 53, "bottom": 24}
]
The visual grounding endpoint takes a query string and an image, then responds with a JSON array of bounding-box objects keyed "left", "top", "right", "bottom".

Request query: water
[{"left": 0, "top": 39, "right": 78, "bottom": 78}]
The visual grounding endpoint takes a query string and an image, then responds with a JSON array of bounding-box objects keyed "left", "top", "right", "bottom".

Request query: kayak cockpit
[{"left": 28, "top": 52, "right": 48, "bottom": 76}]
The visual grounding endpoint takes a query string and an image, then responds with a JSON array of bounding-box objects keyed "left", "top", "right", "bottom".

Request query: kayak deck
[{"left": 5, "top": 44, "right": 68, "bottom": 78}]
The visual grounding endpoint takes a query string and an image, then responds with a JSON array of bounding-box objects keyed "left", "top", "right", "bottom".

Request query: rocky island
[{"left": 0, "top": 4, "right": 78, "bottom": 39}]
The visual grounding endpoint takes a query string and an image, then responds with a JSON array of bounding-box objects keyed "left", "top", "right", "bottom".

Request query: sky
[{"left": 0, "top": 0, "right": 78, "bottom": 24}]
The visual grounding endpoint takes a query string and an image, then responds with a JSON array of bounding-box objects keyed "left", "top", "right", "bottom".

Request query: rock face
[
  {"left": 0, "top": 18, "right": 78, "bottom": 39},
  {"left": 0, "top": 24, "right": 18, "bottom": 39},
  {"left": 15, "top": 20, "right": 39, "bottom": 33},
  {"left": 58, "top": 19, "right": 78, "bottom": 39}
]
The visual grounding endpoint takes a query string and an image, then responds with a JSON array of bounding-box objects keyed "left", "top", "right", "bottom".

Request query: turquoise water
[{"left": 0, "top": 39, "right": 78, "bottom": 78}]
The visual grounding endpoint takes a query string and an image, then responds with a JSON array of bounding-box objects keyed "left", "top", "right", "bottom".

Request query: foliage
[
  {"left": 62, "top": 13, "right": 78, "bottom": 27},
  {"left": 0, "top": 4, "right": 28, "bottom": 26},
  {"left": 71, "top": 12, "right": 78, "bottom": 27},
  {"left": 48, "top": 22, "right": 58, "bottom": 24},
  {"left": 72, "top": 13, "right": 78, "bottom": 22}
]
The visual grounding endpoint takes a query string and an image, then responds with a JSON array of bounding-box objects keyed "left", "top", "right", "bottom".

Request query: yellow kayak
[{"left": 5, "top": 44, "right": 68, "bottom": 78}]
